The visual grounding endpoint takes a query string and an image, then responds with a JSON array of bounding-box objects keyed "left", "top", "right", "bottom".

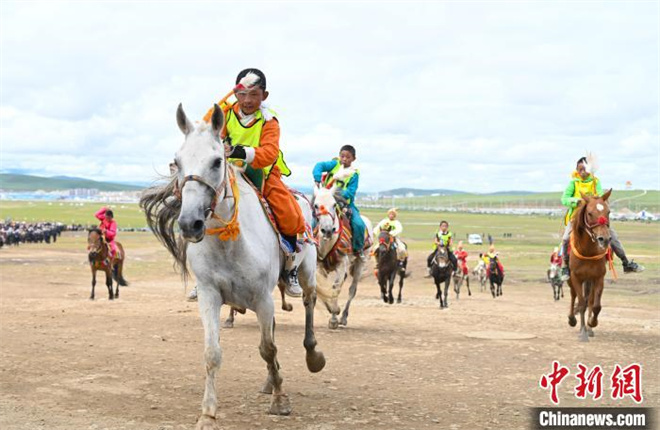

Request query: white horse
[
  {"left": 313, "top": 186, "right": 373, "bottom": 329},
  {"left": 140, "top": 104, "right": 325, "bottom": 430},
  {"left": 472, "top": 260, "right": 487, "bottom": 293}
]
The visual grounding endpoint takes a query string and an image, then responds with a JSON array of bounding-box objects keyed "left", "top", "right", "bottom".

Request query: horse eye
[{"left": 212, "top": 158, "right": 222, "bottom": 169}]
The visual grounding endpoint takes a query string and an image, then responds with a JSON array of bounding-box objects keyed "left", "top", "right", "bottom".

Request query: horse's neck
[
  {"left": 572, "top": 220, "right": 602, "bottom": 256},
  {"left": 211, "top": 172, "right": 278, "bottom": 250}
]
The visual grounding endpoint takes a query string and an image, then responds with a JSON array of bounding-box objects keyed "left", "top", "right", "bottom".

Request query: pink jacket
[{"left": 95, "top": 207, "right": 117, "bottom": 242}]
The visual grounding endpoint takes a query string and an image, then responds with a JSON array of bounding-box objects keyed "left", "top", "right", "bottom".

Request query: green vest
[
  {"left": 437, "top": 231, "right": 453, "bottom": 247},
  {"left": 564, "top": 177, "right": 599, "bottom": 224},
  {"left": 225, "top": 106, "right": 291, "bottom": 180},
  {"left": 322, "top": 160, "right": 358, "bottom": 190}
]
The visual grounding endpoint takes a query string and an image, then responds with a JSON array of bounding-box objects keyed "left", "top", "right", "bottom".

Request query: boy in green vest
[
  {"left": 313, "top": 145, "right": 366, "bottom": 257},
  {"left": 202, "top": 68, "right": 306, "bottom": 297},
  {"left": 559, "top": 156, "right": 642, "bottom": 280},
  {"left": 426, "top": 220, "right": 458, "bottom": 276}
]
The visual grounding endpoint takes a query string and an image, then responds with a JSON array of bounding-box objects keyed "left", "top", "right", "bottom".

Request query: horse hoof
[
  {"left": 578, "top": 332, "right": 589, "bottom": 343},
  {"left": 388, "top": 297, "right": 394, "bottom": 305},
  {"left": 282, "top": 303, "right": 293, "bottom": 312},
  {"left": 568, "top": 316, "right": 577, "bottom": 327},
  {"left": 587, "top": 329, "right": 595, "bottom": 338},
  {"left": 588, "top": 318, "right": 599, "bottom": 328},
  {"left": 396, "top": 298, "right": 402, "bottom": 304},
  {"left": 306, "top": 350, "right": 326, "bottom": 373},
  {"left": 260, "top": 380, "right": 274, "bottom": 394},
  {"left": 222, "top": 321, "right": 234, "bottom": 329},
  {"left": 89, "top": 297, "right": 94, "bottom": 301},
  {"left": 338, "top": 316, "right": 348, "bottom": 326},
  {"left": 195, "top": 415, "right": 220, "bottom": 430},
  {"left": 269, "top": 393, "right": 292, "bottom": 416},
  {"left": 328, "top": 320, "right": 339, "bottom": 330}
]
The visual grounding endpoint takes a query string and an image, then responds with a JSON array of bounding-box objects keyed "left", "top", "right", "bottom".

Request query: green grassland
[
  {"left": 360, "top": 189, "right": 660, "bottom": 212},
  {"left": 2, "top": 201, "right": 658, "bottom": 287}
]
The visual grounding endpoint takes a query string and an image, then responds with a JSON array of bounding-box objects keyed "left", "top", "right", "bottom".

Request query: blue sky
[{"left": 1, "top": 1, "right": 658, "bottom": 192}]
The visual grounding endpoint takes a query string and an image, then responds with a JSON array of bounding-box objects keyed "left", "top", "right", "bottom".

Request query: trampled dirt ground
[{"left": 1, "top": 232, "right": 658, "bottom": 430}]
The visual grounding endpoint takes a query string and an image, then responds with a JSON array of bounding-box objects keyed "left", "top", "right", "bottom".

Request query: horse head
[
  {"left": 434, "top": 244, "right": 449, "bottom": 267},
  {"left": 313, "top": 185, "right": 339, "bottom": 241},
  {"left": 173, "top": 104, "right": 227, "bottom": 243},
  {"left": 577, "top": 189, "right": 613, "bottom": 249},
  {"left": 549, "top": 263, "right": 559, "bottom": 279},
  {"left": 87, "top": 228, "right": 104, "bottom": 260},
  {"left": 378, "top": 229, "right": 393, "bottom": 253}
]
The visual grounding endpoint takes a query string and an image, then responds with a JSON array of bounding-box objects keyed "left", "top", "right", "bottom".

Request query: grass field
[
  {"left": 359, "top": 189, "right": 660, "bottom": 213},
  {"left": 1, "top": 201, "right": 658, "bottom": 288}
]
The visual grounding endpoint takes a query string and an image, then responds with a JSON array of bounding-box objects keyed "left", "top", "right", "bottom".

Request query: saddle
[{"left": 239, "top": 171, "right": 314, "bottom": 254}]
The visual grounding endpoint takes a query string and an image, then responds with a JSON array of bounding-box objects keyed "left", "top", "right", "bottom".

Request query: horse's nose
[
  {"left": 597, "top": 236, "right": 611, "bottom": 249},
  {"left": 179, "top": 215, "right": 205, "bottom": 242}
]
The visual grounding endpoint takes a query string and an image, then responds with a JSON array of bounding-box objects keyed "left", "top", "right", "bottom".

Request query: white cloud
[{"left": 0, "top": 1, "right": 658, "bottom": 192}]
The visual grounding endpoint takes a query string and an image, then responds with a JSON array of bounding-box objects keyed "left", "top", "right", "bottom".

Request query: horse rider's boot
[
  {"left": 282, "top": 235, "right": 303, "bottom": 297},
  {"left": 623, "top": 259, "right": 644, "bottom": 273}
]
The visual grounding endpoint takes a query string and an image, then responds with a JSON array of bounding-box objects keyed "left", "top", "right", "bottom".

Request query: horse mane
[
  {"left": 571, "top": 197, "right": 590, "bottom": 238},
  {"left": 139, "top": 173, "right": 189, "bottom": 279}
]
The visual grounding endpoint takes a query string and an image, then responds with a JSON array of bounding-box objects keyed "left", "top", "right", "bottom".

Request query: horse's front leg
[
  {"left": 90, "top": 267, "right": 96, "bottom": 300},
  {"left": 490, "top": 280, "right": 496, "bottom": 298},
  {"left": 435, "top": 279, "right": 441, "bottom": 300},
  {"left": 396, "top": 270, "right": 404, "bottom": 304},
  {"left": 255, "top": 301, "right": 291, "bottom": 416},
  {"left": 575, "top": 279, "right": 589, "bottom": 342},
  {"left": 443, "top": 280, "right": 450, "bottom": 308},
  {"left": 387, "top": 272, "right": 396, "bottom": 304},
  {"left": 195, "top": 285, "right": 223, "bottom": 430},
  {"left": 588, "top": 278, "right": 604, "bottom": 335},
  {"left": 340, "top": 258, "right": 363, "bottom": 326}
]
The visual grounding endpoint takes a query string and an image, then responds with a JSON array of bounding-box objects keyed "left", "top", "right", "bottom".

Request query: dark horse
[
  {"left": 488, "top": 256, "right": 504, "bottom": 298},
  {"left": 87, "top": 228, "right": 127, "bottom": 300},
  {"left": 567, "top": 190, "right": 613, "bottom": 342},
  {"left": 430, "top": 244, "right": 453, "bottom": 309},
  {"left": 374, "top": 230, "right": 407, "bottom": 304}
]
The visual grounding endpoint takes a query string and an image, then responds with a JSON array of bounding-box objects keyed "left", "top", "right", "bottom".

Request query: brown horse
[
  {"left": 87, "top": 228, "right": 127, "bottom": 300},
  {"left": 567, "top": 189, "right": 613, "bottom": 342}
]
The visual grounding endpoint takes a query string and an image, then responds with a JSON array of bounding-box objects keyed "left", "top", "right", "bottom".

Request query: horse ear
[
  {"left": 580, "top": 192, "right": 592, "bottom": 203},
  {"left": 210, "top": 104, "right": 224, "bottom": 137},
  {"left": 601, "top": 188, "right": 613, "bottom": 202},
  {"left": 176, "top": 103, "right": 194, "bottom": 135}
]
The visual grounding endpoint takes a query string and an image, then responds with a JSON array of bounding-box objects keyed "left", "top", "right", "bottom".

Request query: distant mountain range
[
  {"left": 0, "top": 173, "right": 551, "bottom": 196},
  {"left": 0, "top": 174, "right": 144, "bottom": 192}
]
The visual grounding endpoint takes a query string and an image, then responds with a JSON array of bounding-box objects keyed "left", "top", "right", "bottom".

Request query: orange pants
[{"left": 263, "top": 169, "right": 305, "bottom": 236}]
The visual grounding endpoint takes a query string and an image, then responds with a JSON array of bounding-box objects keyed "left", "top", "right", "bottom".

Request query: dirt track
[{"left": 1, "top": 232, "right": 658, "bottom": 430}]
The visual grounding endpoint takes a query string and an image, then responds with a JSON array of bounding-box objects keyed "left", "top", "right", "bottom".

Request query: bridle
[
  {"left": 580, "top": 203, "right": 610, "bottom": 243},
  {"left": 172, "top": 163, "right": 241, "bottom": 241},
  {"left": 173, "top": 168, "right": 230, "bottom": 219}
]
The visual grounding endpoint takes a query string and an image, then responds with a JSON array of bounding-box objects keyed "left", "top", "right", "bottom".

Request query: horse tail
[{"left": 112, "top": 243, "right": 129, "bottom": 286}]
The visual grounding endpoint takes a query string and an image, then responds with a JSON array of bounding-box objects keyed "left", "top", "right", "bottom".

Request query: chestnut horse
[
  {"left": 566, "top": 189, "right": 613, "bottom": 342},
  {"left": 87, "top": 228, "right": 127, "bottom": 300}
]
